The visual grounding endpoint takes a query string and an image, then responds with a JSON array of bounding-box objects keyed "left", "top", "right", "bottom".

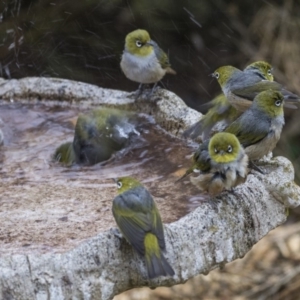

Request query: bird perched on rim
[
  {"left": 112, "top": 177, "right": 175, "bottom": 279},
  {"left": 243, "top": 60, "right": 274, "bottom": 80},
  {"left": 189, "top": 132, "right": 248, "bottom": 196},
  {"left": 182, "top": 94, "right": 240, "bottom": 141},
  {"left": 120, "top": 29, "right": 176, "bottom": 98},
  {"left": 224, "top": 90, "right": 285, "bottom": 161},
  {"left": 212, "top": 65, "right": 299, "bottom": 112},
  {"left": 183, "top": 61, "right": 274, "bottom": 141}
]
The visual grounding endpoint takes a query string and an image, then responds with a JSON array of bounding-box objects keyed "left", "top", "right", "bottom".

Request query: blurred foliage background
[{"left": 1, "top": 0, "right": 300, "bottom": 298}]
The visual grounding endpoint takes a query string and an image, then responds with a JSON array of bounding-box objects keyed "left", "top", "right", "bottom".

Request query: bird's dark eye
[
  {"left": 214, "top": 72, "right": 219, "bottom": 79},
  {"left": 275, "top": 100, "right": 282, "bottom": 107},
  {"left": 117, "top": 181, "right": 122, "bottom": 189},
  {"left": 267, "top": 69, "right": 272, "bottom": 76},
  {"left": 214, "top": 148, "right": 218, "bottom": 153},
  {"left": 136, "top": 40, "right": 142, "bottom": 48},
  {"left": 227, "top": 145, "right": 233, "bottom": 153}
]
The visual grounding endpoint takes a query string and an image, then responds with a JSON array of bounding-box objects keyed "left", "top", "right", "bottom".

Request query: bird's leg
[
  {"left": 148, "top": 81, "right": 160, "bottom": 98},
  {"left": 208, "top": 197, "right": 219, "bottom": 211},
  {"left": 111, "top": 227, "right": 123, "bottom": 240},
  {"left": 135, "top": 83, "right": 145, "bottom": 99},
  {"left": 249, "top": 160, "right": 265, "bottom": 174},
  {"left": 228, "top": 187, "right": 236, "bottom": 195}
]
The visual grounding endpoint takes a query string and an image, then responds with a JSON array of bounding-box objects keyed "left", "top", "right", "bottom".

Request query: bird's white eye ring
[
  {"left": 214, "top": 148, "right": 218, "bottom": 153},
  {"left": 136, "top": 40, "right": 142, "bottom": 48},
  {"left": 214, "top": 72, "right": 219, "bottom": 79},
  {"left": 117, "top": 181, "right": 122, "bottom": 189},
  {"left": 227, "top": 145, "right": 233, "bottom": 153},
  {"left": 267, "top": 69, "right": 272, "bottom": 76},
  {"left": 275, "top": 100, "right": 281, "bottom": 107}
]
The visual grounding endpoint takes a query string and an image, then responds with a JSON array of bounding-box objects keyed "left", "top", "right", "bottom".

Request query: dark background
[{"left": 1, "top": 0, "right": 299, "bottom": 182}]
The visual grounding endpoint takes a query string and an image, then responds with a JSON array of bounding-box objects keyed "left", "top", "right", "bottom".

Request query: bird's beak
[
  {"left": 146, "top": 40, "right": 155, "bottom": 47},
  {"left": 209, "top": 73, "right": 216, "bottom": 78},
  {"left": 219, "top": 150, "right": 225, "bottom": 155},
  {"left": 112, "top": 178, "right": 118, "bottom": 183}
]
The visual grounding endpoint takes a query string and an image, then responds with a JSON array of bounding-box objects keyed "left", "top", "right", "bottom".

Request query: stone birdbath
[{"left": 0, "top": 77, "right": 299, "bottom": 300}]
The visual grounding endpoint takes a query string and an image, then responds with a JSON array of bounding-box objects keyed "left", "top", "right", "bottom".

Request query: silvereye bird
[
  {"left": 183, "top": 61, "right": 274, "bottom": 141},
  {"left": 53, "top": 142, "right": 76, "bottom": 166},
  {"left": 120, "top": 29, "right": 176, "bottom": 97},
  {"left": 73, "top": 108, "right": 139, "bottom": 165},
  {"left": 183, "top": 94, "right": 239, "bottom": 141},
  {"left": 190, "top": 132, "right": 248, "bottom": 196},
  {"left": 243, "top": 61, "right": 273, "bottom": 81},
  {"left": 224, "top": 90, "right": 285, "bottom": 161},
  {"left": 212, "top": 65, "right": 299, "bottom": 112},
  {"left": 112, "top": 177, "right": 175, "bottom": 279}
]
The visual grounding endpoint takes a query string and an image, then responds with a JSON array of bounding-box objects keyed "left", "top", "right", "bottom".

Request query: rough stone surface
[
  {"left": 0, "top": 77, "right": 200, "bottom": 136},
  {"left": 0, "top": 77, "right": 299, "bottom": 300}
]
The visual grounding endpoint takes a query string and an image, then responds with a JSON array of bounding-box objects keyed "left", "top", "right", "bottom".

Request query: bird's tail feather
[
  {"left": 146, "top": 251, "right": 175, "bottom": 279},
  {"left": 144, "top": 233, "right": 174, "bottom": 279},
  {"left": 166, "top": 67, "right": 177, "bottom": 75},
  {"left": 182, "top": 121, "right": 203, "bottom": 139}
]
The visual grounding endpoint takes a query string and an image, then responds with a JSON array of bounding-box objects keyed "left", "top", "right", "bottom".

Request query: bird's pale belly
[
  {"left": 121, "top": 53, "right": 166, "bottom": 84},
  {"left": 245, "top": 131, "right": 279, "bottom": 160}
]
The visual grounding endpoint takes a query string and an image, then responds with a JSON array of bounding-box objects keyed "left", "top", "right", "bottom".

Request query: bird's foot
[
  {"left": 135, "top": 83, "right": 146, "bottom": 100},
  {"left": 208, "top": 197, "right": 219, "bottom": 211},
  {"left": 228, "top": 187, "right": 236, "bottom": 195},
  {"left": 249, "top": 160, "right": 265, "bottom": 174},
  {"left": 146, "top": 83, "right": 163, "bottom": 101},
  {"left": 111, "top": 227, "right": 123, "bottom": 239}
]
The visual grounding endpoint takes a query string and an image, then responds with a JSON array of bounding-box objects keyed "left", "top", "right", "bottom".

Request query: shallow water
[{"left": 0, "top": 102, "right": 208, "bottom": 253}]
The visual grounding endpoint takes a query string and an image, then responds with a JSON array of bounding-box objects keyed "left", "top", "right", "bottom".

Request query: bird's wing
[
  {"left": 225, "top": 111, "right": 270, "bottom": 147},
  {"left": 112, "top": 187, "right": 163, "bottom": 255},
  {"left": 281, "top": 88, "right": 300, "bottom": 102},
  {"left": 182, "top": 121, "right": 203, "bottom": 139},
  {"left": 151, "top": 40, "right": 172, "bottom": 69},
  {"left": 193, "top": 140, "right": 211, "bottom": 172},
  {"left": 138, "top": 187, "right": 165, "bottom": 249},
  {"left": 150, "top": 203, "right": 165, "bottom": 250},
  {"left": 232, "top": 81, "right": 282, "bottom": 100}
]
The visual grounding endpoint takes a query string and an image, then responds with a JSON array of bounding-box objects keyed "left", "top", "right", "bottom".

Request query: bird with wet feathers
[
  {"left": 188, "top": 132, "right": 249, "bottom": 196},
  {"left": 54, "top": 108, "right": 139, "bottom": 166}
]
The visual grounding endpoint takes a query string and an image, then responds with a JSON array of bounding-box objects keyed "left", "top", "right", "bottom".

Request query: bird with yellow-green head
[
  {"left": 121, "top": 29, "right": 176, "bottom": 98},
  {"left": 112, "top": 176, "right": 174, "bottom": 279},
  {"left": 53, "top": 142, "right": 76, "bottom": 166},
  {"left": 224, "top": 89, "right": 285, "bottom": 161},
  {"left": 212, "top": 64, "right": 299, "bottom": 112},
  {"left": 53, "top": 108, "right": 139, "bottom": 166},
  {"left": 183, "top": 61, "right": 274, "bottom": 141},
  {"left": 189, "top": 132, "right": 249, "bottom": 196},
  {"left": 185, "top": 89, "right": 285, "bottom": 183}
]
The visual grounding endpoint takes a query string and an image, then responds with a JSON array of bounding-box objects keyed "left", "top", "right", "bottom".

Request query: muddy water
[{"left": 0, "top": 102, "right": 208, "bottom": 254}]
